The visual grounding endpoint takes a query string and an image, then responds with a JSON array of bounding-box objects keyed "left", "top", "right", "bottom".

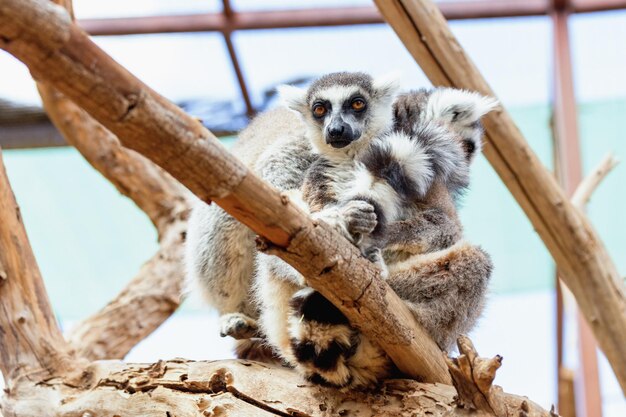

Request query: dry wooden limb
[
  {"left": 0, "top": 149, "right": 75, "bottom": 381},
  {"left": 38, "top": 85, "right": 191, "bottom": 235},
  {"left": 34, "top": 0, "right": 191, "bottom": 361},
  {"left": 64, "top": 217, "right": 187, "bottom": 360},
  {"left": 444, "top": 336, "right": 555, "bottom": 417},
  {"left": 374, "top": 0, "right": 626, "bottom": 393},
  {"left": 558, "top": 368, "right": 577, "bottom": 417},
  {"left": 0, "top": 0, "right": 450, "bottom": 385},
  {"left": 1, "top": 357, "right": 555, "bottom": 417},
  {"left": 38, "top": 80, "right": 192, "bottom": 361},
  {"left": 571, "top": 153, "right": 619, "bottom": 209}
]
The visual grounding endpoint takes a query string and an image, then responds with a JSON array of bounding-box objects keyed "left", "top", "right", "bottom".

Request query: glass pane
[
  {"left": 233, "top": 25, "right": 431, "bottom": 109},
  {"left": 74, "top": 0, "right": 220, "bottom": 19},
  {"left": 92, "top": 33, "right": 245, "bottom": 130},
  {"left": 0, "top": 51, "right": 42, "bottom": 106},
  {"left": 571, "top": 10, "right": 626, "bottom": 102},
  {"left": 231, "top": 0, "right": 370, "bottom": 12}
]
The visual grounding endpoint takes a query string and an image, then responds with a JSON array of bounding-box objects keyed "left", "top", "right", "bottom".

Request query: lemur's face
[
  {"left": 307, "top": 86, "right": 369, "bottom": 149},
  {"left": 278, "top": 72, "right": 400, "bottom": 158}
]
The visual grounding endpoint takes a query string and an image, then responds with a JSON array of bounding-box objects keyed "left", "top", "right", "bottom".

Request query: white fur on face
[
  {"left": 306, "top": 85, "right": 366, "bottom": 160},
  {"left": 306, "top": 82, "right": 398, "bottom": 162}
]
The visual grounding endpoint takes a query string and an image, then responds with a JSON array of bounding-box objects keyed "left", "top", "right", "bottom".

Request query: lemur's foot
[
  {"left": 287, "top": 288, "right": 392, "bottom": 389},
  {"left": 342, "top": 200, "right": 377, "bottom": 239},
  {"left": 219, "top": 313, "right": 259, "bottom": 339},
  {"left": 363, "top": 247, "right": 389, "bottom": 279},
  {"left": 234, "top": 338, "right": 282, "bottom": 364}
]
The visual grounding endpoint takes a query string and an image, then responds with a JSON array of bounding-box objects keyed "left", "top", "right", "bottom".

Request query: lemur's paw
[
  {"left": 363, "top": 247, "right": 389, "bottom": 279},
  {"left": 288, "top": 288, "right": 359, "bottom": 387},
  {"left": 234, "top": 338, "right": 282, "bottom": 364},
  {"left": 219, "top": 313, "right": 258, "bottom": 339},
  {"left": 342, "top": 200, "right": 377, "bottom": 238}
]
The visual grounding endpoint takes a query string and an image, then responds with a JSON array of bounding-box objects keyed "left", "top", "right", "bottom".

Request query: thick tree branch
[
  {"left": 0, "top": 149, "right": 74, "bottom": 381},
  {"left": 374, "top": 0, "right": 626, "bottom": 393},
  {"left": 37, "top": 85, "right": 191, "bottom": 236},
  {"left": 2, "top": 356, "right": 554, "bottom": 417},
  {"left": 0, "top": 0, "right": 451, "bottom": 385}
]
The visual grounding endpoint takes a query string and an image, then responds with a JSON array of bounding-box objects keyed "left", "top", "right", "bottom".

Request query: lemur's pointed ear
[
  {"left": 277, "top": 84, "right": 307, "bottom": 114},
  {"left": 372, "top": 71, "right": 402, "bottom": 100},
  {"left": 426, "top": 88, "right": 499, "bottom": 127}
]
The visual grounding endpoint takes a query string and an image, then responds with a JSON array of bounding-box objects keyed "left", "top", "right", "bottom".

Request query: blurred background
[{"left": 0, "top": 0, "right": 624, "bottom": 415}]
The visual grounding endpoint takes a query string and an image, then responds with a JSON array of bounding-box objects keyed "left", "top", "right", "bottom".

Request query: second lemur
[{"left": 255, "top": 81, "right": 497, "bottom": 388}]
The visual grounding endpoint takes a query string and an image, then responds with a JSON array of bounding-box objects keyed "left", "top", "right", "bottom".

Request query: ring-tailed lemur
[
  {"left": 254, "top": 86, "right": 497, "bottom": 388},
  {"left": 185, "top": 72, "right": 400, "bottom": 350},
  {"left": 185, "top": 73, "right": 497, "bottom": 387}
]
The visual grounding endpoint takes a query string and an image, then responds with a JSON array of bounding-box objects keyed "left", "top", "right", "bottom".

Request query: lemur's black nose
[{"left": 328, "top": 125, "right": 344, "bottom": 139}]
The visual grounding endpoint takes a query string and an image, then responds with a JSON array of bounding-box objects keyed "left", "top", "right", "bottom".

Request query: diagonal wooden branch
[
  {"left": 374, "top": 0, "right": 626, "bottom": 393},
  {"left": 37, "top": 76, "right": 191, "bottom": 361},
  {"left": 0, "top": 0, "right": 451, "bottom": 385},
  {"left": 0, "top": 149, "right": 74, "bottom": 381},
  {"left": 31, "top": 0, "right": 192, "bottom": 361},
  {"left": 37, "top": 85, "right": 191, "bottom": 236}
]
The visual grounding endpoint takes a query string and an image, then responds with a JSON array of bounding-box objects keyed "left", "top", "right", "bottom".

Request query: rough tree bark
[
  {"left": 4, "top": 357, "right": 553, "bottom": 417},
  {"left": 0, "top": 0, "right": 451, "bottom": 385},
  {"left": 373, "top": 0, "right": 626, "bottom": 394},
  {"left": 0, "top": 150, "right": 76, "bottom": 382}
]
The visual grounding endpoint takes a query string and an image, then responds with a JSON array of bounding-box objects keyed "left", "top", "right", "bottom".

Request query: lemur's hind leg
[
  {"left": 387, "top": 241, "right": 493, "bottom": 350},
  {"left": 285, "top": 241, "right": 492, "bottom": 387},
  {"left": 185, "top": 202, "right": 259, "bottom": 340},
  {"left": 255, "top": 251, "right": 391, "bottom": 388}
]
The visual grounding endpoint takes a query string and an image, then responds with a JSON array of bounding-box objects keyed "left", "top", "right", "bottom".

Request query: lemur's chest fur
[{"left": 301, "top": 157, "right": 356, "bottom": 212}]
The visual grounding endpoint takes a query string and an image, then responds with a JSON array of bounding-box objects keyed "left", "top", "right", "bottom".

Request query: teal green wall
[
  {"left": 4, "top": 148, "right": 159, "bottom": 322},
  {"left": 3, "top": 101, "right": 624, "bottom": 322},
  {"left": 579, "top": 100, "right": 626, "bottom": 277},
  {"left": 461, "top": 104, "right": 555, "bottom": 294}
]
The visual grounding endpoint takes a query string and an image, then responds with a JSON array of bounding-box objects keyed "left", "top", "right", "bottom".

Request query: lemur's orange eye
[
  {"left": 351, "top": 99, "right": 366, "bottom": 111},
  {"left": 312, "top": 104, "right": 326, "bottom": 117}
]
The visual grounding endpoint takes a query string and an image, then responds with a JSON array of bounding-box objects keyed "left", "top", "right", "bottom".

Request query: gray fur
[
  {"left": 185, "top": 107, "right": 315, "bottom": 339},
  {"left": 186, "top": 79, "right": 497, "bottom": 389},
  {"left": 273, "top": 88, "right": 497, "bottom": 388}
]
